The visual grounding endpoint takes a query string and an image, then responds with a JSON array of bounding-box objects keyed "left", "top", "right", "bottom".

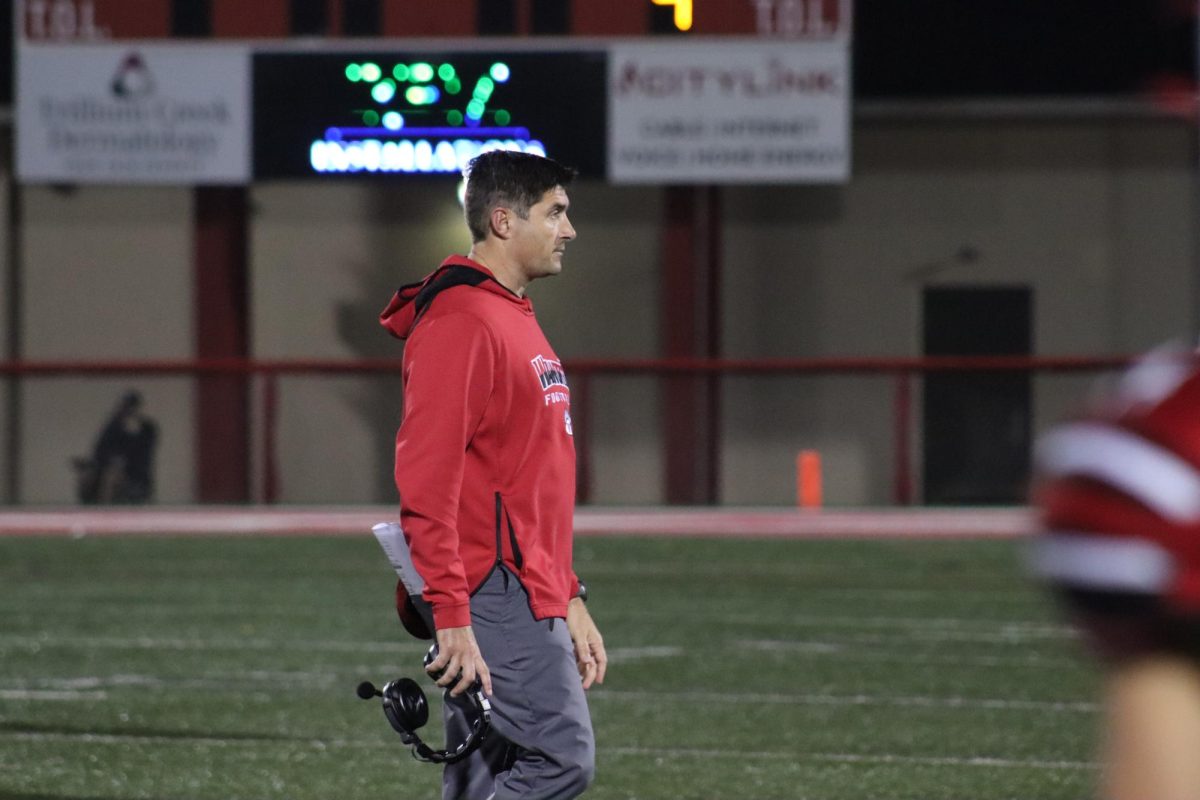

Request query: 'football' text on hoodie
[{"left": 380, "top": 255, "right": 581, "bottom": 631}]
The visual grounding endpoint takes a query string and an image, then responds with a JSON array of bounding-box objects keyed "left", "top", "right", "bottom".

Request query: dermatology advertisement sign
[
  {"left": 608, "top": 41, "right": 850, "bottom": 184},
  {"left": 17, "top": 44, "right": 251, "bottom": 184}
]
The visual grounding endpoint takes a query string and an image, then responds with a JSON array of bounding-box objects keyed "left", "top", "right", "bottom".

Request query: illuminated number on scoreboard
[
  {"left": 253, "top": 51, "right": 608, "bottom": 179},
  {"left": 651, "top": 0, "right": 693, "bottom": 31},
  {"left": 311, "top": 59, "right": 548, "bottom": 174}
]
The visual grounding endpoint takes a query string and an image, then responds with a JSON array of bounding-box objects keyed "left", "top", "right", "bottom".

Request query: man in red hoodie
[{"left": 380, "top": 150, "right": 606, "bottom": 799}]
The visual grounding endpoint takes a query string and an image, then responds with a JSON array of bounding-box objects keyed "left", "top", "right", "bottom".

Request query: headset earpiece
[
  {"left": 380, "top": 678, "right": 429, "bottom": 743},
  {"left": 358, "top": 647, "right": 492, "bottom": 765}
]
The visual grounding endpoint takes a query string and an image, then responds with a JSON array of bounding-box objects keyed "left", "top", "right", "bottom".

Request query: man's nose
[{"left": 561, "top": 215, "right": 576, "bottom": 240}]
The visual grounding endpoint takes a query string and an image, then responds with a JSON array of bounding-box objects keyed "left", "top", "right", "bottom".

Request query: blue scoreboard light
[{"left": 253, "top": 51, "right": 608, "bottom": 179}]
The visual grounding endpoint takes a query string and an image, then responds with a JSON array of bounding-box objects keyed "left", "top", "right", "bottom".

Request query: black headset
[{"left": 357, "top": 644, "right": 492, "bottom": 765}]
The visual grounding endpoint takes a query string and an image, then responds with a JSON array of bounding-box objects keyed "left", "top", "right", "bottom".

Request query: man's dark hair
[{"left": 464, "top": 151, "right": 577, "bottom": 243}]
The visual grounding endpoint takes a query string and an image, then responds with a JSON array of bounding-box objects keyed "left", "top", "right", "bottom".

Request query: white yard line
[
  {"left": 0, "top": 731, "right": 309, "bottom": 747},
  {"left": 0, "top": 672, "right": 1097, "bottom": 714},
  {"left": 0, "top": 731, "right": 1093, "bottom": 771},
  {"left": 772, "top": 615, "right": 1069, "bottom": 634},
  {"left": 612, "top": 609, "right": 1075, "bottom": 637},
  {"left": 0, "top": 633, "right": 421, "bottom": 654},
  {"left": 603, "top": 746, "right": 1098, "bottom": 770},
  {"left": 781, "top": 616, "right": 1070, "bottom": 634},
  {"left": 590, "top": 689, "right": 1100, "bottom": 713},
  {"left": 605, "top": 646, "right": 684, "bottom": 664},
  {"left": 0, "top": 689, "right": 108, "bottom": 701},
  {"left": 0, "top": 636, "right": 683, "bottom": 659},
  {"left": 0, "top": 617, "right": 1076, "bottom": 656},
  {"left": 737, "top": 635, "right": 1078, "bottom": 656},
  {"left": 0, "top": 627, "right": 1082, "bottom": 674},
  {"left": 0, "top": 651, "right": 683, "bottom": 695},
  {"left": 0, "top": 673, "right": 340, "bottom": 692},
  {"left": 0, "top": 606, "right": 1074, "bottom": 637},
  {"left": 743, "top": 629, "right": 1069, "bottom": 645},
  {"left": 737, "top": 641, "right": 1082, "bottom": 669}
]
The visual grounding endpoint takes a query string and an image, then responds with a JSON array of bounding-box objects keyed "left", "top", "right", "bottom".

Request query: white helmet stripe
[
  {"left": 1029, "top": 533, "right": 1174, "bottom": 593},
  {"left": 1035, "top": 423, "right": 1200, "bottom": 522}
]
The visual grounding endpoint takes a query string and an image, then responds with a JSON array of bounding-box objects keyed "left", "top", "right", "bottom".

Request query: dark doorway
[{"left": 922, "top": 286, "right": 1032, "bottom": 504}]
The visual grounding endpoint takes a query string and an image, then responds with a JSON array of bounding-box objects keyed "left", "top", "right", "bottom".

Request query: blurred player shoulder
[{"left": 1031, "top": 342, "right": 1200, "bottom": 660}]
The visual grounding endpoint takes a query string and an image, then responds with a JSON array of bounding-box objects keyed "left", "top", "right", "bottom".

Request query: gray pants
[{"left": 418, "top": 567, "right": 595, "bottom": 800}]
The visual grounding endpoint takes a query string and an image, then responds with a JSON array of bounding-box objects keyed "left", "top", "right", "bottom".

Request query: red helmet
[{"left": 1031, "top": 344, "right": 1200, "bottom": 613}]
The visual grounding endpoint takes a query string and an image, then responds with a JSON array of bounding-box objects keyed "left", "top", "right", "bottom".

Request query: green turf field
[{"left": 0, "top": 533, "right": 1099, "bottom": 800}]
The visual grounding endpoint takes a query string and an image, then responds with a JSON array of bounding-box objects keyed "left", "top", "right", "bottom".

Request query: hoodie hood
[{"left": 380, "top": 255, "right": 531, "bottom": 340}]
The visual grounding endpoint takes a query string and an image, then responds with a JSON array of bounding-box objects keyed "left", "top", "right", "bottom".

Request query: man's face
[{"left": 509, "top": 186, "right": 576, "bottom": 282}]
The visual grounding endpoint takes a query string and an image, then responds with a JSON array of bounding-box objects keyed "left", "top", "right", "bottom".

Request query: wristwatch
[{"left": 575, "top": 580, "right": 588, "bottom": 603}]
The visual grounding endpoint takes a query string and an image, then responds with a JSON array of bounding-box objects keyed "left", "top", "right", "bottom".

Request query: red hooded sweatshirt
[{"left": 380, "top": 255, "right": 580, "bottom": 630}]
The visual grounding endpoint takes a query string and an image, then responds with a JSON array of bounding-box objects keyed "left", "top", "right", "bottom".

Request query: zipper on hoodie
[
  {"left": 493, "top": 492, "right": 524, "bottom": 572},
  {"left": 505, "top": 509, "right": 524, "bottom": 571},
  {"left": 467, "top": 495, "right": 505, "bottom": 598},
  {"left": 493, "top": 492, "right": 504, "bottom": 567}
]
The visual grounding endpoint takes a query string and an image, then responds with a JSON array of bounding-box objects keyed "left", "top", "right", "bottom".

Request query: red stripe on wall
[
  {"left": 572, "top": 0, "right": 645, "bottom": 35},
  {"left": 661, "top": 188, "right": 706, "bottom": 503},
  {"left": 325, "top": 0, "right": 342, "bottom": 35},
  {"left": 516, "top": 0, "right": 531, "bottom": 35},
  {"left": 194, "top": 188, "right": 250, "bottom": 503},
  {"left": 0, "top": 507, "right": 1036, "bottom": 539},
  {"left": 382, "top": 0, "right": 474, "bottom": 36},
  {"left": 692, "top": 0, "right": 757, "bottom": 34},
  {"left": 212, "top": 0, "right": 290, "bottom": 37},
  {"left": 49, "top": 0, "right": 172, "bottom": 39}
]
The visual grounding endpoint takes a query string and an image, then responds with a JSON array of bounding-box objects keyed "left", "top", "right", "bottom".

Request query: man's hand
[
  {"left": 428, "top": 625, "right": 493, "bottom": 697},
  {"left": 566, "top": 597, "right": 607, "bottom": 690}
]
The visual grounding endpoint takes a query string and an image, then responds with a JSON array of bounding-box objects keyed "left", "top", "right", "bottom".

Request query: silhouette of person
[{"left": 75, "top": 390, "right": 158, "bottom": 504}]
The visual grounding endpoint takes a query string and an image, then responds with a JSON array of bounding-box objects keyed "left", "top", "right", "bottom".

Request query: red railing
[
  {"left": 0, "top": 355, "right": 1133, "bottom": 504},
  {"left": 566, "top": 355, "right": 1130, "bottom": 505}
]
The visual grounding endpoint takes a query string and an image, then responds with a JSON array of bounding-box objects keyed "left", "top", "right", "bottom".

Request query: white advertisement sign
[
  {"left": 608, "top": 41, "right": 850, "bottom": 184},
  {"left": 17, "top": 44, "right": 251, "bottom": 184}
]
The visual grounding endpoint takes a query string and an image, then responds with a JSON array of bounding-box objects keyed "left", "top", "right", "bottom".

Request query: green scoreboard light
[{"left": 253, "top": 50, "right": 608, "bottom": 179}]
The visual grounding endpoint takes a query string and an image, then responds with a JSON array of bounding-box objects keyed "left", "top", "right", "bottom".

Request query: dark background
[
  {"left": 854, "top": 0, "right": 1196, "bottom": 98},
  {"left": 3, "top": 1, "right": 1196, "bottom": 106}
]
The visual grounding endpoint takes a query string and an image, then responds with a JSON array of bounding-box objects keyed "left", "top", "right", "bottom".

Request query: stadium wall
[
  {"left": 0, "top": 134, "right": 10, "bottom": 502},
  {"left": 5, "top": 115, "right": 1196, "bottom": 506},
  {"left": 18, "top": 186, "right": 196, "bottom": 505},
  {"left": 719, "top": 116, "right": 1197, "bottom": 504}
]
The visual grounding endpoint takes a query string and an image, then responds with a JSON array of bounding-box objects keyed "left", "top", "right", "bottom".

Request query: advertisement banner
[
  {"left": 17, "top": 44, "right": 251, "bottom": 184},
  {"left": 608, "top": 41, "right": 850, "bottom": 184}
]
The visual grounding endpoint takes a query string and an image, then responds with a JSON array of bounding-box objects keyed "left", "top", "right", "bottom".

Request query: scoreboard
[
  {"left": 17, "top": 0, "right": 849, "bottom": 41},
  {"left": 252, "top": 50, "right": 608, "bottom": 179},
  {"left": 16, "top": 0, "right": 851, "bottom": 185}
]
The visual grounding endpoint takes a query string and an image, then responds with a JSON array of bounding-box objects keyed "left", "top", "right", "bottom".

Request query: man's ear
[{"left": 489, "top": 207, "right": 512, "bottom": 240}]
